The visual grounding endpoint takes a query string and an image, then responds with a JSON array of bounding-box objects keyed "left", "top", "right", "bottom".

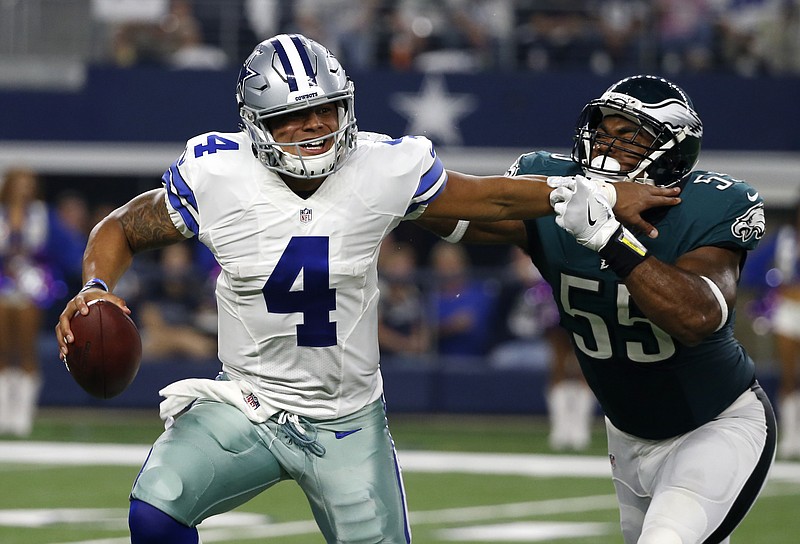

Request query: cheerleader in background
[
  {"left": 0, "top": 167, "right": 63, "bottom": 436},
  {"left": 771, "top": 205, "right": 800, "bottom": 459}
]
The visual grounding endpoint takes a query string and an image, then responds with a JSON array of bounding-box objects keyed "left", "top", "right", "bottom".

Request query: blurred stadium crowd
[
  {"left": 1, "top": 0, "right": 799, "bottom": 77},
  {"left": 3, "top": 167, "right": 795, "bottom": 375}
]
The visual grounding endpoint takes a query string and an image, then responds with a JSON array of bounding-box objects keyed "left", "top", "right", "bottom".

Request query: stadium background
[
  {"left": 1, "top": 0, "right": 797, "bottom": 412},
  {"left": 2, "top": 2, "right": 800, "bottom": 543}
]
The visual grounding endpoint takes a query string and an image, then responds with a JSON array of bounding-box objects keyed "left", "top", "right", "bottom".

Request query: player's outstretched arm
[
  {"left": 56, "top": 189, "right": 185, "bottom": 359},
  {"left": 417, "top": 174, "right": 679, "bottom": 246},
  {"left": 422, "top": 171, "right": 554, "bottom": 221}
]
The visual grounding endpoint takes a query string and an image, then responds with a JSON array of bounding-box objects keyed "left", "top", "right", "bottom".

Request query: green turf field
[{"left": 1, "top": 409, "right": 798, "bottom": 543}]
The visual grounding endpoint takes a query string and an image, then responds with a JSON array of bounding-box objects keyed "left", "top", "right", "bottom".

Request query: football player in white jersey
[{"left": 55, "top": 35, "right": 678, "bottom": 544}]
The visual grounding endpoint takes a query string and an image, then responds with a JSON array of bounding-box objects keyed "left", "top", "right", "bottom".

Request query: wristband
[
  {"left": 598, "top": 225, "right": 649, "bottom": 277},
  {"left": 80, "top": 278, "right": 109, "bottom": 293},
  {"left": 442, "top": 220, "right": 470, "bottom": 243},
  {"left": 700, "top": 275, "right": 728, "bottom": 331}
]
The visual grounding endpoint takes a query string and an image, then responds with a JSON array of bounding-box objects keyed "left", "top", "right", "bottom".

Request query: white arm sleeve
[
  {"left": 700, "top": 275, "right": 729, "bottom": 332},
  {"left": 441, "top": 220, "right": 470, "bottom": 243}
]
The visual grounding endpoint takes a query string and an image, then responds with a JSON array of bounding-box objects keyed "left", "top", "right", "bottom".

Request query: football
[{"left": 65, "top": 299, "right": 142, "bottom": 399}]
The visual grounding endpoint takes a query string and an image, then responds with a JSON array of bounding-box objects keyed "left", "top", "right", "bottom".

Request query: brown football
[{"left": 65, "top": 299, "right": 142, "bottom": 399}]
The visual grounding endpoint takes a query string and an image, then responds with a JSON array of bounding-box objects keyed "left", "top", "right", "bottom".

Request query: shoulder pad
[{"left": 511, "top": 151, "right": 582, "bottom": 177}]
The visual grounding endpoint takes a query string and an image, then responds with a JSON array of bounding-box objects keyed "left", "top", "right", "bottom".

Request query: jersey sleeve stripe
[
  {"left": 414, "top": 156, "right": 446, "bottom": 200},
  {"left": 162, "top": 162, "right": 200, "bottom": 236},
  {"left": 163, "top": 162, "right": 199, "bottom": 214},
  {"left": 405, "top": 157, "right": 448, "bottom": 216}
]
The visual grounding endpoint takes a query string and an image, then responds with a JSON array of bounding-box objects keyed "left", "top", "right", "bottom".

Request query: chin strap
[{"left": 280, "top": 143, "right": 337, "bottom": 178}]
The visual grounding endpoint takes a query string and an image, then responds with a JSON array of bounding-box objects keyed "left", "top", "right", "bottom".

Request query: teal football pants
[{"left": 131, "top": 398, "right": 411, "bottom": 543}]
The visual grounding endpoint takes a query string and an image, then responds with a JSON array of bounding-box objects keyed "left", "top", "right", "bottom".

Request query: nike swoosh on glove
[{"left": 550, "top": 175, "right": 621, "bottom": 252}]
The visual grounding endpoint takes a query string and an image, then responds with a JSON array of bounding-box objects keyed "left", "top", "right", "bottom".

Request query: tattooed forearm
[{"left": 117, "top": 189, "right": 185, "bottom": 253}]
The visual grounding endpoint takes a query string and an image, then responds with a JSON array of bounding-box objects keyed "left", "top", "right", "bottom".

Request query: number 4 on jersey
[
  {"left": 194, "top": 134, "right": 239, "bottom": 158},
  {"left": 263, "top": 237, "right": 337, "bottom": 347}
]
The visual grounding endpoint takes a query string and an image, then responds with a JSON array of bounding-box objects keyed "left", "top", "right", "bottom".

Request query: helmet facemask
[
  {"left": 572, "top": 76, "right": 703, "bottom": 187},
  {"left": 240, "top": 96, "right": 357, "bottom": 179},
  {"left": 236, "top": 34, "right": 358, "bottom": 179}
]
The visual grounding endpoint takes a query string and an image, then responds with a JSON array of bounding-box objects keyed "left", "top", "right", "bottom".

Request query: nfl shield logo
[
  {"left": 300, "top": 207, "right": 312, "bottom": 223},
  {"left": 244, "top": 392, "right": 260, "bottom": 410}
]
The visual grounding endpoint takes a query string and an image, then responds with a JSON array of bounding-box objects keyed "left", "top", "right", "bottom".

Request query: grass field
[{"left": 1, "top": 408, "right": 798, "bottom": 543}]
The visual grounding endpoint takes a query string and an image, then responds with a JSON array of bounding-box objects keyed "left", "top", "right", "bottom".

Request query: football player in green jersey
[{"left": 421, "top": 75, "right": 776, "bottom": 544}]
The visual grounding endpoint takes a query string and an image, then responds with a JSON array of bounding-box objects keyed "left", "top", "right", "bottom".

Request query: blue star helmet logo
[{"left": 237, "top": 49, "right": 263, "bottom": 103}]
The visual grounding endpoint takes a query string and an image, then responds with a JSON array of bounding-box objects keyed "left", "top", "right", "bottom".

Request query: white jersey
[{"left": 161, "top": 130, "right": 446, "bottom": 420}]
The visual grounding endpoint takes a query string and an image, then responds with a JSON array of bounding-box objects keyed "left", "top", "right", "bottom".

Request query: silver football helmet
[
  {"left": 236, "top": 34, "right": 357, "bottom": 179},
  {"left": 572, "top": 75, "right": 703, "bottom": 187}
]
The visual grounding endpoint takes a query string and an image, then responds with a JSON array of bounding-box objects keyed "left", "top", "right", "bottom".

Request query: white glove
[
  {"left": 546, "top": 175, "right": 617, "bottom": 207},
  {"left": 587, "top": 176, "right": 617, "bottom": 208},
  {"left": 546, "top": 175, "right": 576, "bottom": 189},
  {"left": 549, "top": 175, "right": 621, "bottom": 252}
]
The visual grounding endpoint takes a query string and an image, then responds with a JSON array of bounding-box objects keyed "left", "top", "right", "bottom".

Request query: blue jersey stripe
[
  {"left": 164, "top": 162, "right": 199, "bottom": 214},
  {"left": 415, "top": 156, "right": 446, "bottom": 199},
  {"left": 271, "top": 37, "right": 298, "bottom": 92},
  {"left": 405, "top": 182, "right": 446, "bottom": 216},
  {"left": 405, "top": 159, "right": 447, "bottom": 216},
  {"left": 162, "top": 162, "right": 200, "bottom": 236},
  {"left": 290, "top": 35, "right": 317, "bottom": 85}
]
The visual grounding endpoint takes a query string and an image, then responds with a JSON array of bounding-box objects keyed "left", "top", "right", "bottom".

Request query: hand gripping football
[{"left": 65, "top": 299, "right": 142, "bottom": 399}]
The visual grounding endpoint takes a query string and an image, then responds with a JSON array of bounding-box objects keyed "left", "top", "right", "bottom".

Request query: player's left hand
[
  {"left": 612, "top": 181, "right": 681, "bottom": 238},
  {"left": 549, "top": 175, "right": 620, "bottom": 251}
]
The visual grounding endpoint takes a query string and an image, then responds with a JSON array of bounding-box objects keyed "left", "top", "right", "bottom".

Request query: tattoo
[{"left": 119, "top": 190, "right": 185, "bottom": 253}]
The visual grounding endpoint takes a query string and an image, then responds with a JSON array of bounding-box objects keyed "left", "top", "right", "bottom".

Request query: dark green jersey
[{"left": 510, "top": 151, "right": 766, "bottom": 439}]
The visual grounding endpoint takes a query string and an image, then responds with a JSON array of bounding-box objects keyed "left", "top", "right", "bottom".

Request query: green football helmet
[{"left": 572, "top": 75, "right": 703, "bottom": 187}]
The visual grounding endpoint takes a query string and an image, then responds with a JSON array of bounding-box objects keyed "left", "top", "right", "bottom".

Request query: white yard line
[
  {"left": 3, "top": 441, "right": 799, "bottom": 481},
  {"left": 0, "top": 441, "right": 611, "bottom": 476},
  {"left": 0, "top": 442, "right": 149, "bottom": 466}
]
